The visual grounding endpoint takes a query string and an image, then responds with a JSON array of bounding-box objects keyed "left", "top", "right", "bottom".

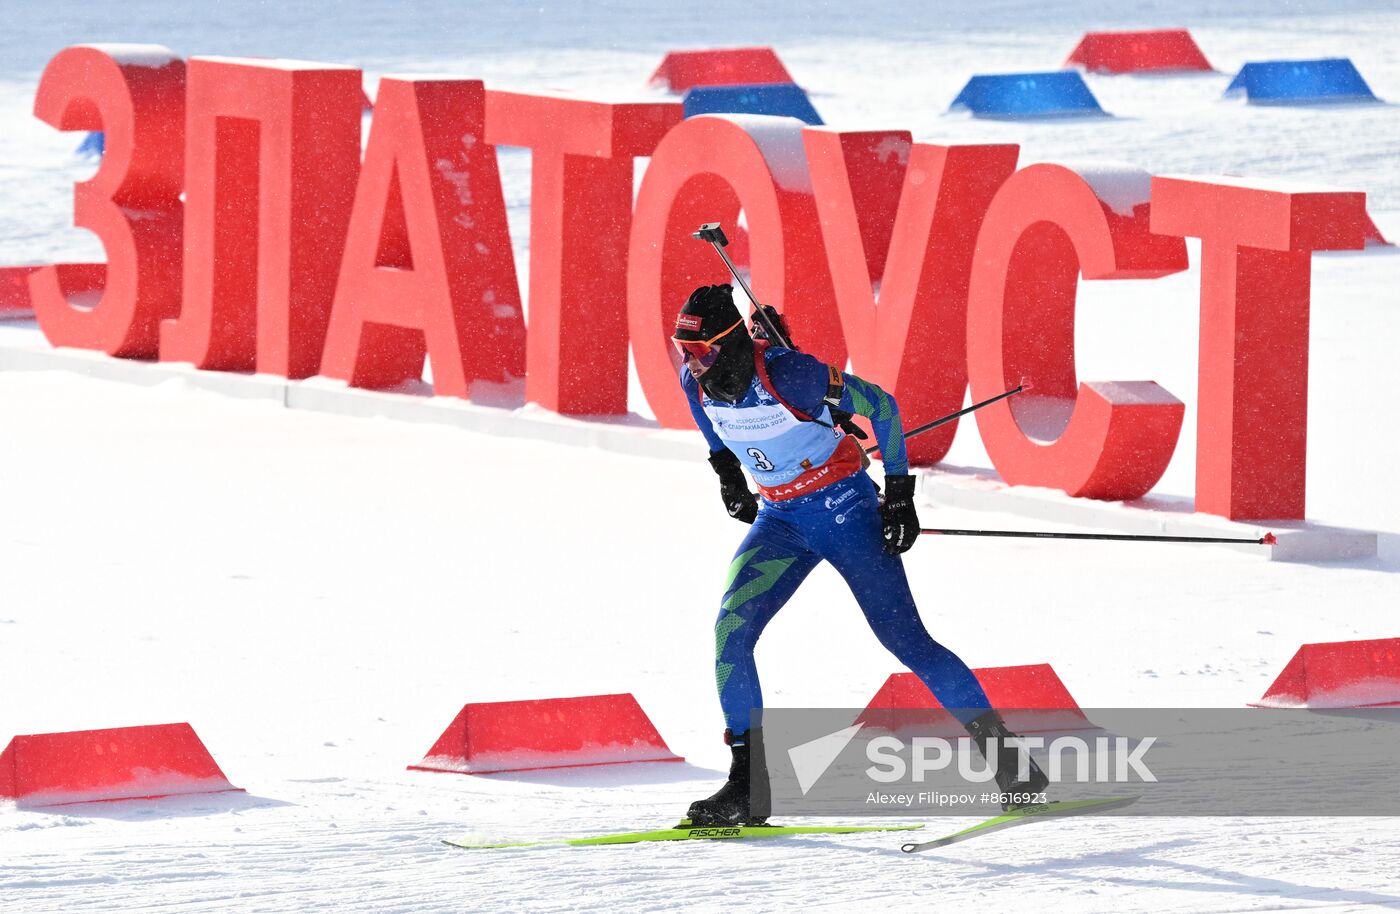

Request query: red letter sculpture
[
  {"left": 628, "top": 114, "right": 842, "bottom": 428},
  {"left": 320, "top": 78, "right": 525, "bottom": 396},
  {"left": 162, "top": 56, "right": 362, "bottom": 378},
  {"left": 1151, "top": 175, "right": 1368, "bottom": 519},
  {"left": 967, "top": 163, "right": 1189, "bottom": 500},
  {"left": 485, "top": 91, "right": 681, "bottom": 414},
  {"left": 30, "top": 44, "right": 184, "bottom": 358},
  {"left": 805, "top": 130, "right": 1019, "bottom": 463}
]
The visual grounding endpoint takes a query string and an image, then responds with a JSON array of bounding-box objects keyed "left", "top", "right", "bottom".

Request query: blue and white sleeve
[
  {"left": 840, "top": 374, "right": 909, "bottom": 476},
  {"left": 681, "top": 368, "right": 728, "bottom": 453}
]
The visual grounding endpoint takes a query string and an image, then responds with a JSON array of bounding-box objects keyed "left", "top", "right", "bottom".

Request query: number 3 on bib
[{"left": 746, "top": 448, "right": 775, "bottom": 472}]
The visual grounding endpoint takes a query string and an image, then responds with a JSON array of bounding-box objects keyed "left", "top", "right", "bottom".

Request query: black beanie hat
[{"left": 674, "top": 284, "right": 746, "bottom": 343}]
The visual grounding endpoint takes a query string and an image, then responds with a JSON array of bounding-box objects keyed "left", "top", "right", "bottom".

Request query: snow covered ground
[{"left": 3, "top": 2, "right": 1400, "bottom": 912}]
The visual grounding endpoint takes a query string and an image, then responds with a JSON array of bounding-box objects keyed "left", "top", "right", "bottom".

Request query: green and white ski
[
  {"left": 444, "top": 820, "right": 924, "bottom": 850},
  {"left": 900, "top": 796, "right": 1139, "bottom": 853}
]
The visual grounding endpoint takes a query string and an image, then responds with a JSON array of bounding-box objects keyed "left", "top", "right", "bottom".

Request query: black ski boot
[
  {"left": 686, "top": 729, "right": 769, "bottom": 826},
  {"left": 965, "top": 710, "right": 1050, "bottom": 811}
]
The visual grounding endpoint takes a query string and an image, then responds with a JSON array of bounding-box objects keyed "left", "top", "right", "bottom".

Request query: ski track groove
[{"left": 6, "top": 802, "right": 1400, "bottom": 913}]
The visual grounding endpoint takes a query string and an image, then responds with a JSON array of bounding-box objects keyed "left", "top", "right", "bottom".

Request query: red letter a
[{"left": 321, "top": 77, "right": 524, "bottom": 397}]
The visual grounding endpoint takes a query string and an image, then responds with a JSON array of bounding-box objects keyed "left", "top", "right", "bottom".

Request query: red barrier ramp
[
  {"left": 410, "top": 694, "right": 684, "bottom": 775},
  {"left": 0, "top": 264, "right": 105, "bottom": 320},
  {"left": 1363, "top": 212, "right": 1392, "bottom": 247},
  {"left": 1066, "top": 29, "right": 1213, "bottom": 74},
  {"left": 0, "top": 723, "right": 240, "bottom": 807},
  {"left": 1253, "top": 637, "right": 1400, "bottom": 708},
  {"left": 648, "top": 47, "right": 792, "bottom": 93},
  {"left": 858, "top": 665, "right": 1095, "bottom": 736}
]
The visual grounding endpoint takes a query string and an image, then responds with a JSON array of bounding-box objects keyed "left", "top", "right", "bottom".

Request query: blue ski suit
[{"left": 683, "top": 344, "right": 993, "bottom": 734}]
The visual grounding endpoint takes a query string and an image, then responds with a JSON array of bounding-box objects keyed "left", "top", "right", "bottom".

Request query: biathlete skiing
[{"left": 672, "top": 281, "right": 1048, "bottom": 827}]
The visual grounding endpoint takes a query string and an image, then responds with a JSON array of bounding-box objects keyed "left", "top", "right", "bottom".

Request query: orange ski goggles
[{"left": 672, "top": 317, "right": 744, "bottom": 377}]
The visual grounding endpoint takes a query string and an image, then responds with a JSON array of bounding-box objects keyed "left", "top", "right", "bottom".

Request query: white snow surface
[
  {"left": 713, "top": 114, "right": 815, "bottom": 193},
  {"left": 3, "top": 1, "right": 1400, "bottom": 912},
  {"left": 191, "top": 55, "right": 361, "bottom": 72},
  {"left": 1059, "top": 161, "right": 1152, "bottom": 216},
  {"left": 75, "top": 43, "right": 180, "bottom": 68}
]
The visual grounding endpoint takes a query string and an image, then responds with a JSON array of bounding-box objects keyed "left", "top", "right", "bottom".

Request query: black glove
[
  {"left": 750, "top": 304, "right": 795, "bottom": 349},
  {"left": 708, "top": 449, "right": 758, "bottom": 524},
  {"left": 879, "top": 474, "right": 919, "bottom": 555}
]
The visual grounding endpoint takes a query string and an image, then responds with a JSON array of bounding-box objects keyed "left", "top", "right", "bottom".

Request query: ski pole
[
  {"left": 864, "top": 385, "right": 1027, "bottom": 455},
  {"left": 920, "top": 528, "right": 1277, "bottom": 545},
  {"left": 689, "top": 220, "right": 1274, "bottom": 551},
  {"left": 692, "top": 222, "right": 793, "bottom": 349}
]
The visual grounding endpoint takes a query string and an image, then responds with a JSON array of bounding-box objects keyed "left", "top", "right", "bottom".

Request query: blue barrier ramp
[
  {"left": 949, "top": 71, "right": 1107, "bottom": 119},
  {"left": 682, "top": 83, "right": 823, "bottom": 125},
  {"left": 1224, "top": 58, "right": 1379, "bottom": 105},
  {"left": 76, "top": 131, "right": 105, "bottom": 157}
]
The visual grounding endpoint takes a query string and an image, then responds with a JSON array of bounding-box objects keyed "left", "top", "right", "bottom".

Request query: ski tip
[
  {"left": 1261, "top": 532, "right": 1277, "bottom": 545},
  {"left": 899, "top": 795, "right": 1141, "bottom": 854},
  {"left": 443, "top": 837, "right": 540, "bottom": 850}
]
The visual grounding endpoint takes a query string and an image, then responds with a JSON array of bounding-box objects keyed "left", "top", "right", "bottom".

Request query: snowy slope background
[{"left": 2, "top": 1, "right": 1400, "bottom": 912}]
